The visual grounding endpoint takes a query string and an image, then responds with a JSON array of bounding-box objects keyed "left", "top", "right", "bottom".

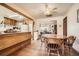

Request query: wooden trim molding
[{"left": 0, "top": 3, "right": 34, "bottom": 22}]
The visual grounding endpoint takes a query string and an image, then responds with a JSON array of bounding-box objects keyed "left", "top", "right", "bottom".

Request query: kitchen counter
[
  {"left": 0, "top": 32, "right": 26, "bottom": 35},
  {"left": 0, "top": 32, "right": 31, "bottom": 55}
]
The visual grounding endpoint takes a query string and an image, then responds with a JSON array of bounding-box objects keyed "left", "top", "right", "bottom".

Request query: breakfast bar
[{"left": 0, "top": 32, "right": 31, "bottom": 55}]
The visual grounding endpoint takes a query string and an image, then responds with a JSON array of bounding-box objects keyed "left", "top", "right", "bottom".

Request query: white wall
[
  {"left": 57, "top": 16, "right": 64, "bottom": 37},
  {"left": 66, "top": 4, "right": 79, "bottom": 52},
  {"left": 0, "top": 16, "right": 4, "bottom": 32},
  {"left": 67, "top": 4, "right": 79, "bottom": 38}
]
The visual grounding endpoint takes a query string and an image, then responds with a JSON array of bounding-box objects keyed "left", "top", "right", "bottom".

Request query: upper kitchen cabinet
[{"left": 4, "top": 17, "right": 17, "bottom": 26}]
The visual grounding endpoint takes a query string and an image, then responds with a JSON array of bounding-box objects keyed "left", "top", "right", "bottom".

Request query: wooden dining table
[
  {"left": 42, "top": 34, "right": 67, "bottom": 55},
  {"left": 42, "top": 34, "right": 67, "bottom": 39}
]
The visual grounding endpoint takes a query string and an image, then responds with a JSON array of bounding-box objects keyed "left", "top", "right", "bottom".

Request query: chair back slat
[
  {"left": 67, "top": 36, "right": 76, "bottom": 44},
  {"left": 47, "top": 38, "right": 63, "bottom": 50}
]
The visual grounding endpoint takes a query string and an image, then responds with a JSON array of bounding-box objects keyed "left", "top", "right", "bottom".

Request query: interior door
[{"left": 63, "top": 17, "right": 67, "bottom": 36}]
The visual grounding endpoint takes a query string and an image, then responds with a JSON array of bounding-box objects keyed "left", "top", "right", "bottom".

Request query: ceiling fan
[{"left": 44, "top": 4, "right": 58, "bottom": 17}]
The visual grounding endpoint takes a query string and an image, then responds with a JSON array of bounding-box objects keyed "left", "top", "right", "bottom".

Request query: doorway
[{"left": 63, "top": 17, "right": 67, "bottom": 36}]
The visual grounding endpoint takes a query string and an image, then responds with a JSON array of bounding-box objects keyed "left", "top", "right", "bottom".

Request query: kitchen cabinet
[{"left": 4, "top": 17, "right": 17, "bottom": 26}]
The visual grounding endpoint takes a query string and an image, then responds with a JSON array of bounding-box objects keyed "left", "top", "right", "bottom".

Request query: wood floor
[{"left": 10, "top": 40, "right": 79, "bottom": 56}]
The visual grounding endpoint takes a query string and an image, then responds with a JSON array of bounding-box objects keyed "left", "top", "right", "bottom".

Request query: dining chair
[
  {"left": 46, "top": 38, "right": 63, "bottom": 56},
  {"left": 40, "top": 37, "right": 46, "bottom": 47},
  {"left": 65, "top": 36, "right": 76, "bottom": 55}
]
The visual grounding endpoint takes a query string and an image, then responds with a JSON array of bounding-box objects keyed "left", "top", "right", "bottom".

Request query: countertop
[{"left": 0, "top": 32, "right": 30, "bottom": 35}]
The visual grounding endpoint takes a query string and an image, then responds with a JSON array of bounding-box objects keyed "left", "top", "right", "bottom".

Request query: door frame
[{"left": 63, "top": 16, "right": 67, "bottom": 36}]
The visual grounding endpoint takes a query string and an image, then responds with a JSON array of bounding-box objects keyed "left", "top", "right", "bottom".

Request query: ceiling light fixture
[
  {"left": 44, "top": 4, "right": 57, "bottom": 17},
  {"left": 44, "top": 4, "right": 52, "bottom": 17}
]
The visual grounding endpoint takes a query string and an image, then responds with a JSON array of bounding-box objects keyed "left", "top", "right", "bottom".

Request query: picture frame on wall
[{"left": 77, "top": 9, "right": 79, "bottom": 23}]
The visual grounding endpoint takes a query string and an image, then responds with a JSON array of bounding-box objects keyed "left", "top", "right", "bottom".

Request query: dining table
[{"left": 42, "top": 34, "right": 67, "bottom": 55}]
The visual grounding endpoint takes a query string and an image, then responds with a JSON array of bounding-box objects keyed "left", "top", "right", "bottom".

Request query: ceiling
[{"left": 13, "top": 3, "right": 73, "bottom": 19}]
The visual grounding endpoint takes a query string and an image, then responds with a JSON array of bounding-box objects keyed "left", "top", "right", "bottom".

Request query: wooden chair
[
  {"left": 67, "top": 36, "right": 76, "bottom": 44},
  {"left": 66, "top": 36, "right": 76, "bottom": 55},
  {"left": 40, "top": 37, "right": 46, "bottom": 47},
  {"left": 46, "top": 38, "right": 63, "bottom": 56}
]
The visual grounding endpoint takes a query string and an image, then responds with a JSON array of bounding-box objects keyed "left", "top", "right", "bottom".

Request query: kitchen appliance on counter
[{"left": 4, "top": 26, "right": 20, "bottom": 33}]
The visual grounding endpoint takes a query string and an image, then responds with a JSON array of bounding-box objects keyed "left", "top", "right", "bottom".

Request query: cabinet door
[
  {"left": 13, "top": 20, "right": 16, "bottom": 25},
  {"left": 4, "top": 19, "right": 10, "bottom": 25},
  {"left": 4, "top": 17, "right": 17, "bottom": 26}
]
